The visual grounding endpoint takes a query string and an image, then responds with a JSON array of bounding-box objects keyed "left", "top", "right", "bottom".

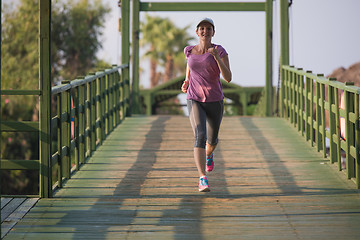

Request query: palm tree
[
  {"left": 140, "top": 15, "right": 164, "bottom": 87},
  {"left": 140, "top": 15, "right": 194, "bottom": 86}
]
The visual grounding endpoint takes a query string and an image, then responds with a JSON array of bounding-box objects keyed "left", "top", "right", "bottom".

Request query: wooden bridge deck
[{"left": 3, "top": 116, "right": 360, "bottom": 239}]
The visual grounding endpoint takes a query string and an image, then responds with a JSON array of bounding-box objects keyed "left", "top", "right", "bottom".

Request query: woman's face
[{"left": 196, "top": 22, "right": 215, "bottom": 40}]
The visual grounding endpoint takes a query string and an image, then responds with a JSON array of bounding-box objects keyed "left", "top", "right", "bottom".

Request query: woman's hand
[
  {"left": 207, "top": 46, "right": 220, "bottom": 61},
  {"left": 208, "top": 46, "right": 232, "bottom": 83},
  {"left": 181, "top": 80, "right": 189, "bottom": 93}
]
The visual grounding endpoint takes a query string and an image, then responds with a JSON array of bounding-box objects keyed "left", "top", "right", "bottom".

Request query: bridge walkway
[{"left": 3, "top": 116, "right": 360, "bottom": 239}]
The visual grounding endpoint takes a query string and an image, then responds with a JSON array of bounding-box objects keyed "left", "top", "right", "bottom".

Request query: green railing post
[
  {"left": 74, "top": 85, "right": 80, "bottom": 170},
  {"left": 320, "top": 80, "right": 326, "bottom": 158},
  {"left": 86, "top": 81, "right": 91, "bottom": 157},
  {"left": 296, "top": 70, "right": 300, "bottom": 129},
  {"left": 344, "top": 83, "right": 355, "bottom": 179},
  {"left": 328, "top": 78, "right": 337, "bottom": 164},
  {"left": 109, "top": 72, "right": 114, "bottom": 131},
  {"left": 114, "top": 68, "right": 121, "bottom": 124},
  {"left": 39, "top": 0, "right": 52, "bottom": 198},
  {"left": 334, "top": 86, "right": 341, "bottom": 171},
  {"left": 310, "top": 72, "right": 314, "bottom": 147},
  {"left": 305, "top": 71, "right": 312, "bottom": 142},
  {"left": 79, "top": 82, "right": 86, "bottom": 164},
  {"left": 315, "top": 78, "right": 321, "bottom": 152},
  {"left": 355, "top": 92, "right": 360, "bottom": 188},
  {"left": 90, "top": 75, "right": 97, "bottom": 152},
  {"left": 299, "top": 71, "right": 305, "bottom": 136},
  {"left": 96, "top": 75, "right": 102, "bottom": 145},
  {"left": 61, "top": 81, "right": 71, "bottom": 179},
  {"left": 57, "top": 94, "right": 63, "bottom": 188},
  {"left": 105, "top": 74, "right": 110, "bottom": 133}
]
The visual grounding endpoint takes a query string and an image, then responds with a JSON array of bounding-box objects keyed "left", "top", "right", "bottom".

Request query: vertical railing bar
[
  {"left": 290, "top": 70, "right": 294, "bottom": 125},
  {"left": 109, "top": 72, "right": 114, "bottom": 131},
  {"left": 294, "top": 71, "right": 298, "bottom": 128},
  {"left": 101, "top": 75, "right": 106, "bottom": 141},
  {"left": 86, "top": 81, "right": 91, "bottom": 157},
  {"left": 320, "top": 82, "right": 326, "bottom": 158},
  {"left": 115, "top": 71, "right": 119, "bottom": 125},
  {"left": 113, "top": 71, "right": 117, "bottom": 127},
  {"left": 310, "top": 76, "right": 314, "bottom": 147},
  {"left": 74, "top": 86, "right": 80, "bottom": 170},
  {"left": 305, "top": 72, "right": 311, "bottom": 142},
  {"left": 120, "top": 69, "right": 124, "bottom": 121},
  {"left": 96, "top": 75, "right": 102, "bottom": 145},
  {"left": 282, "top": 68, "right": 287, "bottom": 118},
  {"left": 296, "top": 70, "right": 301, "bottom": 132},
  {"left": 334, "top": 87, "right": 341, "bottom": 170},
  {"left": 91, "top": 78, "right": 96, "bottom": 152},
  {"left": 347, "top": 88, "right": 355, "bottom": 179},
  {"left": 300, "top": 73, "right": 304, "bottom": 136},
  {"left": 105, "top": 73, "right": 110, "bottom": 135},
  {"left": 115, "top": 69, "right": 121, "bottom": 125},
  {"left": 66, "top": 87, "right": 71, "bottom": 178},
  {"left": 328, "top": 78, "right": 336, "bottom": 164},
  {"left": 316, "top": 80, "right": 320, "bottom": 152},
  {"left": 79, "top": 83, "right": 85, "bottom": 164},
  {"left": 57, "top": 93, "right": 63, "bottom": 188},
  {"left": 355, "top": 93, "right": 359, "bottom": 188},
  {"left": 345, "top": 88, "right": 352, "bottom": 178}
]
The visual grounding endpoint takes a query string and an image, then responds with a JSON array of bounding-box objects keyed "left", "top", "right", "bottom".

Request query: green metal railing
[
  {"left": 280, "top": 65, "right": 360, "bottom": 188},
  {"left": 1, "top": 65, "right": 130, "bottom": 198}
]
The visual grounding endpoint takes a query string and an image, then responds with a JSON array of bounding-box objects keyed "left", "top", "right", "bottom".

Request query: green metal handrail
[
  {"left": 0, "top": 64, "right": 130, "bottom": 198},
  {"left": 50, "top": 65, "right": 130, "bottom": 194},
  {"left": 280, "top": 65, "right": 360, "bottom": 188}
]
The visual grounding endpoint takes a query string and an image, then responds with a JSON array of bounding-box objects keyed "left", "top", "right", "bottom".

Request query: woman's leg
[
  {"left": 205, "top": 100, "right": 224, "bottom": 157},
  {"left": 194, "top": 147, "right": 206, "bottom": 177},
  {"left": 187, "top": 100, "right": 207, "bottom": 177}
]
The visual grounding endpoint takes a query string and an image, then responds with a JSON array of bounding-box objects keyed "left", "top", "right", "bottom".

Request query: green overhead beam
[{"left": 140, "top": 2, "right": 266, "bottom": 12}]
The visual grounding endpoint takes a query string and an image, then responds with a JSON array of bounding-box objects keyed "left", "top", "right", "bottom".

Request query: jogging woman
[{"left": 181, "top": 18, "right": 232, "bottom": 192}]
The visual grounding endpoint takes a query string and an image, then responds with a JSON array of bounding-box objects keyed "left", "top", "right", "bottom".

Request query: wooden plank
[
  {"left": 1, "top": 198, "right": 39, "bottom": 239},
  {"left": 1, "top": 198, "right": 12, "bottom": 210},
  {"left": 1, "top": 198, "right": 26, "bottom": 222}
]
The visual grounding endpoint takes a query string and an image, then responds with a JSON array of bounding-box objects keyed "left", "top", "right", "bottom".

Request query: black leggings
[{"left": 187, "top": 99, "right": 224, "bottom": 149}]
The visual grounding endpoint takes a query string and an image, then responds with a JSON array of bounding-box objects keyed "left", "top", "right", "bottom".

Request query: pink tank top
[{"left": 184, "top": 44, "right": 228, "bottom": 102}]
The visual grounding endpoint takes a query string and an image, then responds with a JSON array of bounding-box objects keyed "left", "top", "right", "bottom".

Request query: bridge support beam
[
  {"left": 39, "top": 0, "right": 52, "bottom": 198},
  {"left": 121, "top": 0, "right": 131, "bottom": 116},
  {"left": 280, "top": 0, "right": 290, "bottom": 117},
  {"left": 265, "top": 0, "right": 273, "bottom": 116},
  {"left": 131, "top": 0, "right": 141, "bottom": 114}
]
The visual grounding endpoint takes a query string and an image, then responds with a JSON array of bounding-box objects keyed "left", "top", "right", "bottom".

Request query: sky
[{"left": 98, "top": 0, "right": 360, "bottom": 89}]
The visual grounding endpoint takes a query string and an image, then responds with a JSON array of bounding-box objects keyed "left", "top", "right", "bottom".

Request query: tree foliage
[
  {"left": 52, "top": 0, "right": 111, "bottom": 81},
  {"left": 140, "top": 15, "right": 194, "bottom": 87}
]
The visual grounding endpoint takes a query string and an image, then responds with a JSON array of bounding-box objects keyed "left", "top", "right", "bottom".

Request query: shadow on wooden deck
[{"left": 3, "top": 116, "right": 360, "bottom": 240}]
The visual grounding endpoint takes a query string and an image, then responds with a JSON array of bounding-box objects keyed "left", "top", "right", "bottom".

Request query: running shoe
[
  {"left": 198, "top": 176, "right": 210, "bottom": 192},
  {"left": 206, "top": 153, "right": 214, "bottom": 172}
]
